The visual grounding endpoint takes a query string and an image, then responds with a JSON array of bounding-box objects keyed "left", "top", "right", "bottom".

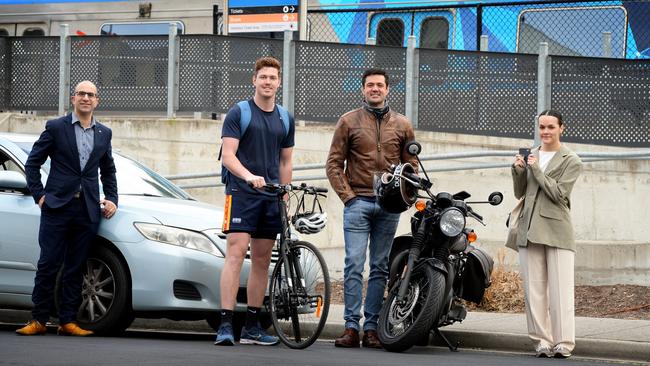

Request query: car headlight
[
  {"left": 134, "top": 222, "right": 224, "bottom": 257},
  {"left": 439, "top": 208, "right": 465, "bottom": 237}
]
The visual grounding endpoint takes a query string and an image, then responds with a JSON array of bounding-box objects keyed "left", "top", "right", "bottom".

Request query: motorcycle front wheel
[{"left": 377, "top": 263, "right": 445, "bottom": 352}]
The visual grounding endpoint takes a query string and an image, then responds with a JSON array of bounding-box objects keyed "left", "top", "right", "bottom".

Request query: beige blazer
[{"left": 507, "top": 145, "right": 582, "bottom": 252}]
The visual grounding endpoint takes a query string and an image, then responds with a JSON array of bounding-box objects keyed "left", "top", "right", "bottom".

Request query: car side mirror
[
  {"left": 488, "top": 192, "right": 503, "bottom": 206},
  {"left": 0, "top": 171, "right": 30, "bottom": 194},
  {"left": 405, "top": 141, "right": 421, "bottom": 156}
]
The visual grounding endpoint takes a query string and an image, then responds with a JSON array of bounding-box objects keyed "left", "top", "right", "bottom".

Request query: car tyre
[{"left": 55, "top": 245, "right": 133, "bottom": 335}]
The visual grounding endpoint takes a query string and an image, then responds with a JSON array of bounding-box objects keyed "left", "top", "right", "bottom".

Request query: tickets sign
[{"left": 228, "top": 0, "right": 299, "bottom": 33}]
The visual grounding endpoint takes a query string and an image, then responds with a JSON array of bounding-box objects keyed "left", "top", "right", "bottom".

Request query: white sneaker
[
  {"left": 535, "top": 345, "right": 553, "bottom": 358},
  {"left": 553, "top": 345, "right": 572, "bottom": 358}
]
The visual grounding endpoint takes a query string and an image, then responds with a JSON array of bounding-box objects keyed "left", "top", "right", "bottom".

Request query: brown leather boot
[
  {"left": 334, "top": 328, "right": 360, "bottom": 348},
  {"left": 361, "top": 330, "right": 383, "bottom": 349}
]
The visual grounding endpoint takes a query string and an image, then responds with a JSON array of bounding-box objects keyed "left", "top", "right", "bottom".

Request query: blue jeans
[{"left": 342, "top": 198, "right": 400, "bottom": 332}]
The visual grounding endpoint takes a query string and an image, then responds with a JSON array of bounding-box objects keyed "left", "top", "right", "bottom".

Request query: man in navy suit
[{"left": 17, "top": 80, "right": 118, "bottom": 336}]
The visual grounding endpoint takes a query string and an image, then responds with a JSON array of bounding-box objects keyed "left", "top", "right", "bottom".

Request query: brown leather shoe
[
  {"left": 16, "top": 320, "right": 47, "bottom": 336},
  {"left": 57, "top": 322, "right": 94, "bottom": 336},
  {"left": 362, "top": 330, "right": 383, "bottom": 349},
  {"left": 334, "top": 328, "right": 360, "bottom": 348}
]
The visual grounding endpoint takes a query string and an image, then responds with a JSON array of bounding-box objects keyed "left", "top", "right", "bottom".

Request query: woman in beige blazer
[{"left": 509, "top": 110, "right": 583, "bottom": 359}]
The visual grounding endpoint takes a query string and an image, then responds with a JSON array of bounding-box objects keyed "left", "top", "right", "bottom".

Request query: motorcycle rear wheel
[{"left": 378, "top": 264, "right": 445, "bottom": 352}]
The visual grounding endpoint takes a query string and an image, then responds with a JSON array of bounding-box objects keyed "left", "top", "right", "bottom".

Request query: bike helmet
[
  {"left": 292, "top": 212, "right": 328, "bottom": 234},
  {"left": 377, "top": 163, "right": 418, "bottom": 214}
]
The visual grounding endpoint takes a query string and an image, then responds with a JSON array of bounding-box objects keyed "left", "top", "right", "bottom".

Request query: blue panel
[
  {"left": 482, "top": 7, "right": 520, "bottom": 52},
  {"left": 347, "top": 12, "right": 368, "bottom": 44}
]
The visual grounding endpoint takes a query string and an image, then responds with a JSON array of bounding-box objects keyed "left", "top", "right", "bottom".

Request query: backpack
[{"left": 219, "top": 100, "right": 290, "bottom": 184}]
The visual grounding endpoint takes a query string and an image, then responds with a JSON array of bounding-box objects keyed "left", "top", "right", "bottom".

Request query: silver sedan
[{"left": 0, "top": 132, "right": 264, "bottom": 334}]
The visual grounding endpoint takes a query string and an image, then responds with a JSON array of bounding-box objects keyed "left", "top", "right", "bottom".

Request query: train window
[
  {"left": 0, "top": 29, "right": 8, "bottom": 36},
  {"left": 376, "top": 18, "right": 404, "bottom": 47},
  {"left": 100, "top": 21, "right": 184, "bottom": 36},
  {"left": 517, "top": 7, "right": 627, "bottom": 58},
  {"left": 420, "top": 17, "right": 449, "bottom": 49},
  {"left": 22, "top": 27, "right": 44, "bottom": 36}
]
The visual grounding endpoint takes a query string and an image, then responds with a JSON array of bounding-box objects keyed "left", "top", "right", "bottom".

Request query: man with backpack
[{"left": 215, "top": 56, "right": 295, "bottom": 346}]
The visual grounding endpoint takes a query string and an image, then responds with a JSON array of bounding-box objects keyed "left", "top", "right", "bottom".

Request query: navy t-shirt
[{"left": 221, "top": 99, "right": 295, "bottom": 197}]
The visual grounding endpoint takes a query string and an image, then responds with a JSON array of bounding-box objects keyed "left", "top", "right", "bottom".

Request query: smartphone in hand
[{"left": 519, "top": 148, "right": 531, "bottom": 164}]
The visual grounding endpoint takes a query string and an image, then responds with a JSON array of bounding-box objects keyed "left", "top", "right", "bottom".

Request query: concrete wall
[{"left": 2, "top": 112, "right": 649, "bottom": 285}]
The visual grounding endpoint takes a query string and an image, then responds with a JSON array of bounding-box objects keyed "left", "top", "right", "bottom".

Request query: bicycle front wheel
[{"left": 269, "top": 241, "right": 330, "bottom": 349}]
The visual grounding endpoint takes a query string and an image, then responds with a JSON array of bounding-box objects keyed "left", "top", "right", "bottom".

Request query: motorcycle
[{"left": 375, "top": 141, "right": 503, "bottom": 353}]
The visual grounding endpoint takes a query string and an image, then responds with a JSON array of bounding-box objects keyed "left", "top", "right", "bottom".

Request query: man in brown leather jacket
[{"left": 326, "top": 68, "right": 416, "bottom": 349}]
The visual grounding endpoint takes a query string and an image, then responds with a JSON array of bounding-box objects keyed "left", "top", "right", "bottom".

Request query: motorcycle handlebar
[{"left": 467, "top": 206, "right": 484, "bottom": 222}]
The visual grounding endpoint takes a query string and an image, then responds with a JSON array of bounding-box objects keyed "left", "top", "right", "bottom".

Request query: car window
[
  {"left": 10, "top": 139, "right": 190, "bottom": 200},
  {"left": 113, "top": 154, "right": 192, "bottom": 200},
  {"left": 0, "top": 149, "right": 24, "bottom": 175}
]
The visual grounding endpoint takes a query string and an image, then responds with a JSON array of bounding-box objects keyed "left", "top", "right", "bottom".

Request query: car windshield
[{"left": 16, "top": 142, "right": 192, "bottom": 200}]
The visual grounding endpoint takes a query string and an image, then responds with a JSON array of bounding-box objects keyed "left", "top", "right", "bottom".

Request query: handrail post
[
  {"left": 282, "top": 30, "right": 295, "bottom": 114},
  {"left": 58, "top": 24, "right": 70, "bottom": 116},
  {"left": 536, "top": 42, "right": 550, "bottom": 147},
  {"left": 405, "top": 35, "right": 419, "bottom": 128},
  {"left": 167, "top": 23, "right": 179, "bottom": 118}
]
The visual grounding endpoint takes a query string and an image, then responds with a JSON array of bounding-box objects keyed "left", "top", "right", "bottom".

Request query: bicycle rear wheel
[{"left": 269, "top": 241, "right": 330, "bottom": 349}]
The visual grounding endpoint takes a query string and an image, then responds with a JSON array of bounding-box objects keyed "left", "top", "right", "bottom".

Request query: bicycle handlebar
[{"left": 262, "top": 183, "right": 328, "bottom": 195}]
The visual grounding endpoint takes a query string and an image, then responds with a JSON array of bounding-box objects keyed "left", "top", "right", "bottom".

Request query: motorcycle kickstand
[{"left": 433, "top": 328, "right": 460, "bottom": 352}]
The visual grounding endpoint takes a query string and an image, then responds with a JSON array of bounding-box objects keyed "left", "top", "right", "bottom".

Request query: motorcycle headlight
[
  {"left": 134, "top": 222, "right": 224, "bottom": 258},
  {"left": 439, "top": 208, "right": 465, "bottom": 237}
]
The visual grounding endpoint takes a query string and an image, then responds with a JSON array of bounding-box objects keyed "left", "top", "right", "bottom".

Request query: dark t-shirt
[{"left": 221, "top": 99, "right": 295, "bottom": 197}]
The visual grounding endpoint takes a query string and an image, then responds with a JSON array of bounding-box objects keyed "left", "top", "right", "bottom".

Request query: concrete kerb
[{"left": 319, "top": 321, "right": 650, "bottom": 363}]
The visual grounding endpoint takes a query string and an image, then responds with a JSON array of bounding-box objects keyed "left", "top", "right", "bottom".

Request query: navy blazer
[{"left": 25, "top": 113, "right": 118, "bottom": 223}]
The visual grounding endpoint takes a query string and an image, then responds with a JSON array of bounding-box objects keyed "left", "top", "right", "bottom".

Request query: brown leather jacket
[{"left": 326, "top": 107, "right": 417, "bottom": 204}]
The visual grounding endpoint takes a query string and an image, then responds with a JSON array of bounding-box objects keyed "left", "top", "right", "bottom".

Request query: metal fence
[
  {"left": 70, "top": 36, "right": 169, "bottom": 111},
  {"left": 1, "top": 31, "right": 649, "bottom": 147},
  {"left": 3, "top": 37, "right": 60, "bottom": 111},
  {"left": 552, "top": 55, "right": 650, "bottom": 146},
  {"left": 418, "top": 50, "right": 539, "bottom": 139},
  {"left": 306, "top": 0, "right": 650, "bottom": 60},
  {"left": 294, "top": 41, "right": 406, "bottom": 122},
  {"left": 178, "top": 35, "right": 284, "bottom": 113}
]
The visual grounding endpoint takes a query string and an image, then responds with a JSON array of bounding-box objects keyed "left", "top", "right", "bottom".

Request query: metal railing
[{"left": 166, "top": 150, "right": 650, "bottom": 190}]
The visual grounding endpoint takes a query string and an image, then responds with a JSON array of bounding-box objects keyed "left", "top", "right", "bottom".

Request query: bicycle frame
[{"left": 276, "top": 196, "right": 308, "bottom": 302}]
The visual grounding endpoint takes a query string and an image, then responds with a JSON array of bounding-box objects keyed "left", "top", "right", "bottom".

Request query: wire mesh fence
[
  {"left": 418, "top": 50, "right": 539, "bottom": 140},
  {"left": 294, "top": 41, "right": 406, "bottom": 122},
  {"left": 552, "top": 55, "right": 650, "bottom": 147},
  {"left": 3, "top": 37, "right": 60, "bottom": 111},
  {"left": 306, "top": 0, "right": 650, "bottom": 59},
  {"left": 69, "top": 35, "right": 169, "bottom": 111},
  {"left": 178, "top": 35, "right": 283, "bottom": 113},
  {"left": 0, "top": 37, "right": 8, "bottom": 111},
  {"left": 0, "top": 32, "right": 648, "bottom": 147}
]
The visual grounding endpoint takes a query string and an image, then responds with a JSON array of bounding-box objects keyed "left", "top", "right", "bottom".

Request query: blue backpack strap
[
  {"left": 237, "top": 100, "right": 252, "bottom": 136},
  {"left": 221, "top": 100, "right": 252, "bottom": 184},
  {"left": 276, "top": 104, "right": 290, "bottom": 138}
]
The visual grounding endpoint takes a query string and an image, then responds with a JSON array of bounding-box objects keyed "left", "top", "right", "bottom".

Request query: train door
[
  {"left": 0, "top": 23, "right": 47, "bottom": 36},
  {"left": 369, "top": 10, "right": 453, "bottom": 48}
]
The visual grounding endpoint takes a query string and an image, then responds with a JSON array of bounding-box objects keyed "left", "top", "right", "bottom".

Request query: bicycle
[{"left": 263, "top": 183, "right": 331, "bottom": 349}]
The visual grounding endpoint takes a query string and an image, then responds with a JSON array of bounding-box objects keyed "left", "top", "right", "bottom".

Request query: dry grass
[{"left": 465, "top": 248, "right": 525, "bottom": 313}]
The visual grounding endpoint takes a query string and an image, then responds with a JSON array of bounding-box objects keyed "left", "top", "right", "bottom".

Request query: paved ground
[{"left": 2, "top": 306, "right": 649, "bottom": 364}]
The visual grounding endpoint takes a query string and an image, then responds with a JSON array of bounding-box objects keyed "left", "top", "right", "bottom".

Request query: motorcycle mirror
[
  {"left": 488, "top": 192, "right": 503, "bottom": 206},
  {"left": 406, "top": 141, "right": 421, "bottom": 156}
]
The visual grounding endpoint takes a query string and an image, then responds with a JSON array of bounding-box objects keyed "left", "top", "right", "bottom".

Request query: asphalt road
[{"left": 0, "top": 326, "right": 639, "bottom": 366}]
